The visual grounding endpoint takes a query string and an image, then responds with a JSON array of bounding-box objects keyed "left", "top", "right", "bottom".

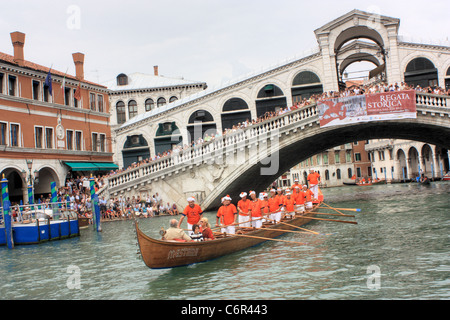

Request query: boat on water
[
  {"left": 135, "top": 203, "right": 322, "bottom": 269},
  {"left": 0, "top": 207, "right": 80, "bottom": 246},
  {"left": 442, "top": 172, "right": 450, "bottom": 181},
  {"left": 356, "top": 178, "right": 385, "bottom": 186}
]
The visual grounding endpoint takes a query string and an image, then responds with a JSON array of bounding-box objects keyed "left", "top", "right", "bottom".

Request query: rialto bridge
[
  {"left": 105, "top": 92, "right": 450, "bottom": 210},
  {"left": 103, "top": 9, "right": 450, "bottom": 210}
]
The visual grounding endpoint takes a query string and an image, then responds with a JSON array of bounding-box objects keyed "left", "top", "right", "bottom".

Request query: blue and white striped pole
[
  {"left": 1, "top": 175, "right": 14, "bottom": 249},
  {"left": 90, "top": 176, "right": 102, "bottom": 232}
]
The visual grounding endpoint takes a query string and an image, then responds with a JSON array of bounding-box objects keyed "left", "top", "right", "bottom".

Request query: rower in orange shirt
[
  {"left": 178, "top": 197, "right": 203, "bottom": 235},
  {"left": 248, "top": 190, "right": 263, "bottom": 228},
  {"left": 307, "top": 169, "right": 321, "bottom": 200},
  {"left": 216, "top": 195, "right": 238, "bottom": 234},
  {"left": 303, "top": 185, "right": 315, "bottom": 211},
  {"left": 294, "top": 185, "right": 306, "bottom": 214},
  {"left": 237, "top": 192, "right": 251, "bottom": 228},
  {"left": 291, "top": 178, "right": 302, "bottom": 191},
  {"left": 283, "top": 192, "right": 296, "bottom": 219},
  {"left": 260, "top": 192, "right": 270, "bottom": 223},
  {"left": 268, "top": 189, "right": 281, "bottom": 223}
]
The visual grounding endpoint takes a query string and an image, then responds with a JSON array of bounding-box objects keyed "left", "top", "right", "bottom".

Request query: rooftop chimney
[
  {"left": 154, "top": 65, "right": 159, "bottom": 76},
  {"left": 72, "top": 52, "right": 85, "bottom": 80},
  {"left": 10, "top": 31, "right": 26, "bottom": 67}
]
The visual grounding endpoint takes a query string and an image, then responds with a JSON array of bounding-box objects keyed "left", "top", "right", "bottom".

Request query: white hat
[
  {"left": 295, "top": 185, "right": 300, "bottom": 189},
  {"left": 249, "top": 190, "right": 256, "bottom": 195},
  {"left": 286, "top": 192, "right": 291, "bottom": 195},
  {"left": 187, "top": 197, "right": 195, "bottom": 202},
  {"left": 276, "top": 188, "right": 282, "bottom": 191},
  {"left": 240, "top": 192, "right": 247, "bottom": 198},
  {"left": 221, "top": 195, "right": 232, "bottom": 202},
  {"left": 270, "top": 189, "right": 276, "bottom": 192},
  {"left": 262, "top": 192, "right": 268, "bottom": 197},
  {"left": 303, "top": 185, "right": 308, "bottom": 188}
]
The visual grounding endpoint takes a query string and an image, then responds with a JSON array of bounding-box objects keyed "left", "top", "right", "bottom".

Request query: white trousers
[
  {"left": 238, "top": 214, "right": 251, "bottom": 228},
  {"left": 251, "top": 217, "right": 263, "bottom": 228},
  {"left": 305, "top": 202, "right": 313, "bottom": 210},
  {"left": 310, "top": 184, "right": 319, "bottom": 200},
  {"left": 221, "top": 225, "right": 235, "bottom": 235}
]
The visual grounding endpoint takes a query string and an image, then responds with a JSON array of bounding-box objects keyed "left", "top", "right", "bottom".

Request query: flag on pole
[
  {"left": 61, "top": 75, "right": 66, "bottom": 95},
  {"left": 74, "top": 83, "right": 81, "bottom": 101},
  {"left": 44, "top": 69, "right": 53, "bottom": 96}
]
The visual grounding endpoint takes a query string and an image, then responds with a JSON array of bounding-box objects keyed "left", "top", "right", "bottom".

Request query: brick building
[{"left": 0, "top": 31, "right": 115, "bottom": 202}]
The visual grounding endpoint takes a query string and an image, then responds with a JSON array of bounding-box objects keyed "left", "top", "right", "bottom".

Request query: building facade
[
  {"left": 103, "top": 67, "right": 207, "bottom": 168},
  {"left": 0, "top": 31, "right": 114, "bottom": 202},
  {"left": 365, "top": 139, "right": 450, "bottom": 181}
]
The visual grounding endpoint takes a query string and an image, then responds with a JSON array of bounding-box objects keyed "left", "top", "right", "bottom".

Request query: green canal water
[{"left": 1, "top": 182, "right": 449, "bottom": 300}]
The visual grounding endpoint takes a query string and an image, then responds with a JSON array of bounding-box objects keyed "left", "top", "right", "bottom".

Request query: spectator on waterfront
[{"left": 162, "top": 219, "right": 192, "bottom": 241}]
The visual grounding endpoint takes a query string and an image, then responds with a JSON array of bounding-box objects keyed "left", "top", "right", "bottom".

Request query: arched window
[
  {"left": 116, "top": 73, "right": 128, "bottom": 86},
  {"left": 169, "top": 96, "right": 178, "bottom": 103},
  {"left": 222, "top": 98, "right": 251, "bottom": 130},
  {"left": 187, "top": 110, "right": 216, "bottom": 142},
  {"left": 325, "top": 170, "right": 330, "bottom": 181},
  {"left": 348, "top": 168, "right": 353, "bottom": 179},
  {"left": 116, "top": 101, "right": 126, "bottom": 124},
  {"left": 145, "top": 98, "right": 154, "bottom": 112},
  {"left": 255, "top": 84, "right": 287, "bottom": 117},
  {"left": 157, "top": 97, "right": 166, "bottom": 108},
  {"left": 291, "top": 71, "right": 323, "bottom": 104},
  {"left": 336, "top": 169, "right": 341, "bottom": 180},
  {"left": 128, "top": 100, "right": 138, "bottom": 119},
  {"left": 404, "top": 57, "right": 438, "bottom": 88}
]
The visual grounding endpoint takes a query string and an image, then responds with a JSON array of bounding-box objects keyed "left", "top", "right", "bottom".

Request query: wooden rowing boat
[{"left": 135, "top": 203, "right": 321, "bottom": 269}]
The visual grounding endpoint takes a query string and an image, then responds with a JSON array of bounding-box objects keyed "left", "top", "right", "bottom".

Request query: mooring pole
[
  {"left": 1, "top": 175, "right": 14, "bottom": 249},
  {"left": 89, "top": 176, "right": 102, "bottom": 232}
]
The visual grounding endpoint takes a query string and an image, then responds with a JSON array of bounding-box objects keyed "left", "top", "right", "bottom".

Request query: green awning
[
  {"left": 91, "top": 162, "right": 119, "bottom": 170},
  {"left": 64, "top": 162, "right": 118, "bottom": 171}
]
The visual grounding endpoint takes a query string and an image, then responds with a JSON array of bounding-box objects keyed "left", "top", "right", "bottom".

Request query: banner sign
[{"left": 318, "top": 90, "right": 416, "bottom": 128}]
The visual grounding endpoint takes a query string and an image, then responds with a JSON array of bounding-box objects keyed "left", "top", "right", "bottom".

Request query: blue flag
[{"left": 44, "top": 70, "right": 53, "bottom": 96}]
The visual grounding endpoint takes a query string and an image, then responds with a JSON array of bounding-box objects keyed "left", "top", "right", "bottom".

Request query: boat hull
[
  {"left": 0, "top": 219, "right": 80, "bottom": 246},
  {"left": 136, "top": 206, "right": 319, "bottom": 269}
]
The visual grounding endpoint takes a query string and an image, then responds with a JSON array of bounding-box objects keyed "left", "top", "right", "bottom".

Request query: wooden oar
[
  {"left": 240, "top": 226, "right": 322, "bottom": 236},
  {"left": 318, "top": 206, "right": 361, "bottom": 212},
  {"left": 264, "top": 216, "right": 320, "bottom": 235},
  {"left": 321, "top": 202, "right": 361, "bottom": 214},
  {"left": 214, "top": 231, "right": 306, "bottom": 245},
  {"left": 314, "top": 212, "right": 356, "bottom": 218},
  {"left": 295, "top": 213, "right": 357, "bottom": 225}
]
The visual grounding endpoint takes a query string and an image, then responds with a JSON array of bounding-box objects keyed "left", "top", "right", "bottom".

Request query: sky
[{"left": 1, "top": 0, "right": 449, "bottom": 88}]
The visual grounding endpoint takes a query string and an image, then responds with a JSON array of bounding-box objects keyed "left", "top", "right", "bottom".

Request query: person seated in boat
[
  {"left": 249, "top": 190, "right": 263, "bottom": 228},
  {"left": 191, "top": 224, "right": 204, "bottom": 242},
  {"left": 179, "top": 197, "right": 203, "bottom": 236},
  {"left": 283, "top": 192, "right": 296, "bottom": 219},
  {"left": 237, "top": 192, "right": 251, "bottom": 228},
  {"left": 162, "top": 219, "right": 192, "bottom": 242},
  {"left": 216, "top": 195, "right": 237, "bottom": 235},
  {"left": 199, "top": 217, "right": 215, "bottom": 240}
]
